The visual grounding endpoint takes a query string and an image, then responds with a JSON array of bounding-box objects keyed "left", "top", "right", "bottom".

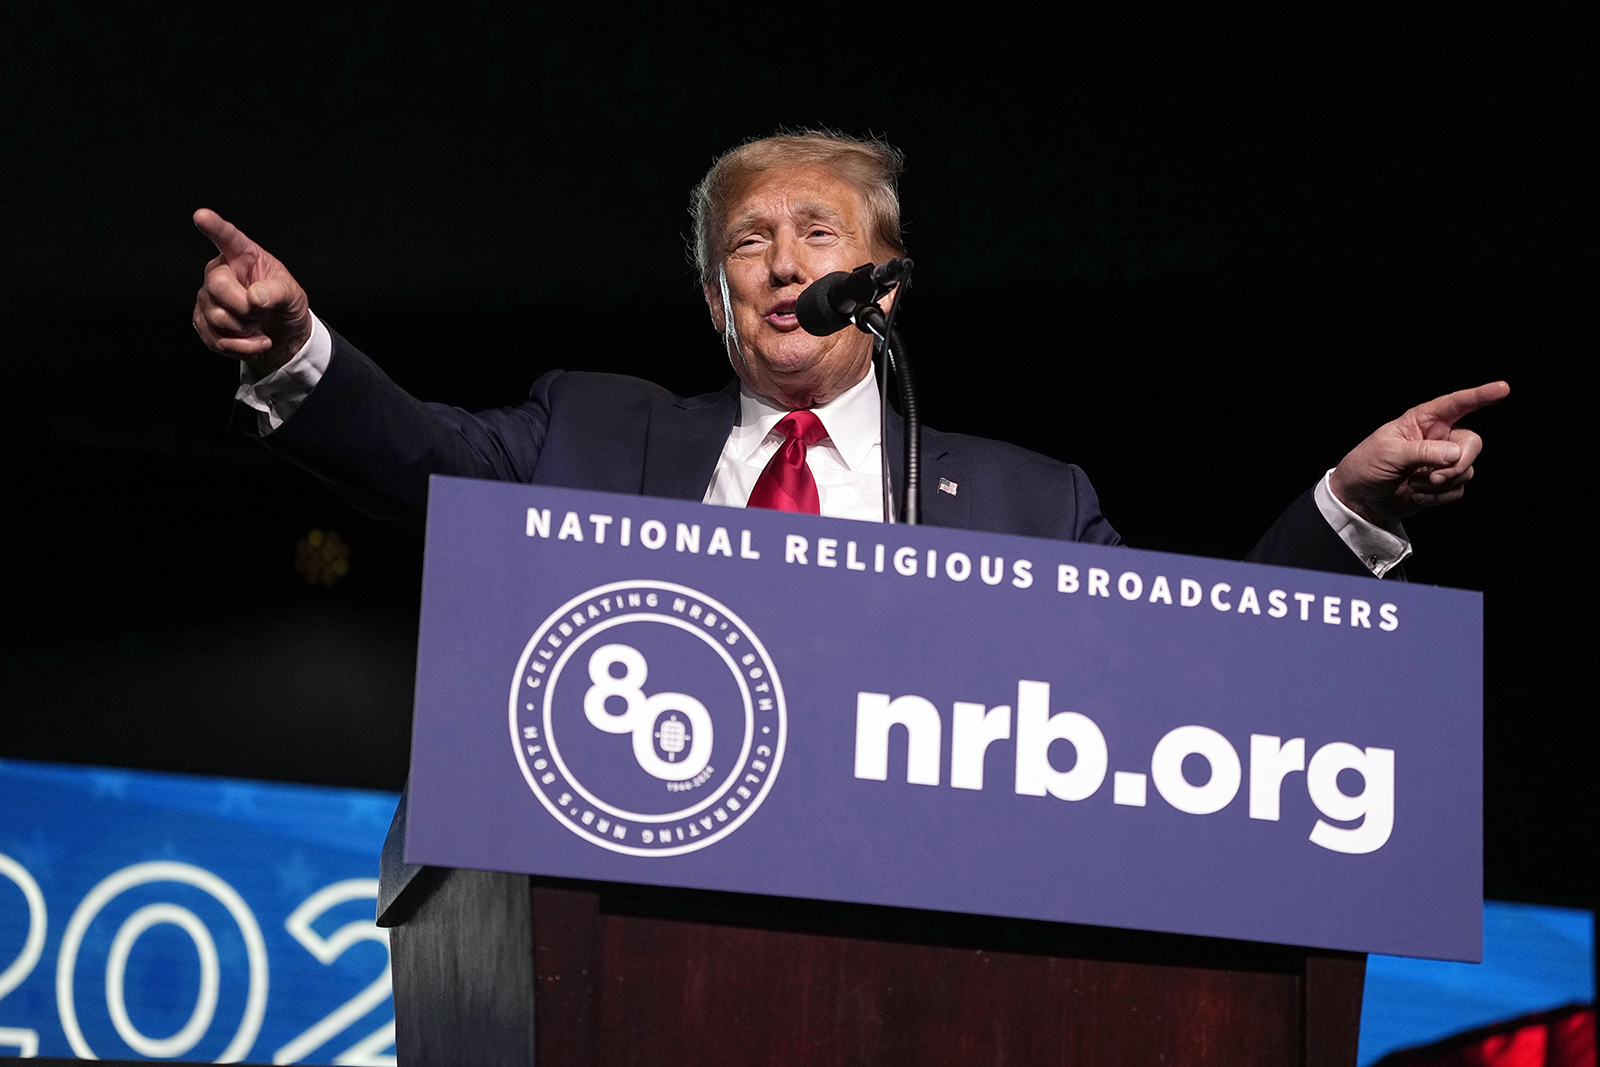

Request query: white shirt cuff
[
  {"left": 234, "top": 314, "right": 332, "bottom": 434},
  {"left": 1314, "top": 469, "right": 1412, "bottom": 578}
]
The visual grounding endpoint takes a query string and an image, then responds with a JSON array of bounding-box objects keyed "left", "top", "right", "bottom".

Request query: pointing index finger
[
  {"left": 1414, "top": 381, "right": 1511, "bottom": 426},
  {"left": 193, "top": 208, "right": 258, "bottom": 267}
]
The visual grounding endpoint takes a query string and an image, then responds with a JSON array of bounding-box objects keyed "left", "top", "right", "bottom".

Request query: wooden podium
[{"left": 377, "top": 807, "right": 1366, "bottom": 1067}]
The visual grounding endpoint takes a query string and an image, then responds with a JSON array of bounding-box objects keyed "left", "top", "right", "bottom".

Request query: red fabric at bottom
[{"left": 1376, "top": 1003, "right": 1594, "bottom": 1067}]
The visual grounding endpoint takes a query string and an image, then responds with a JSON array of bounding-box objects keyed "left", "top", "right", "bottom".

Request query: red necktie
[{"left": 747, "top": 410, "right": 828, "bottom": 514}]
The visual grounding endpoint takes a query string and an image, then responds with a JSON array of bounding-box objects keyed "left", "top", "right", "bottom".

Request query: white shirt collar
[{"left": 730, "top": 368, "right": 881, "bottom": 471}]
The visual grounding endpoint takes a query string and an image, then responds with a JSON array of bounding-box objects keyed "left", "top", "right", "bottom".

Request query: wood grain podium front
[{"left": 378, "top": 861, "right": 1365, "bottom": 1067}]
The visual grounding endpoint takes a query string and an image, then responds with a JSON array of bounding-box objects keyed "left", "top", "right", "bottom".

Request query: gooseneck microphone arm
[
  {"left": 852, "top": 300, "right": 919, "bottom": 526},
  {"left": 878, "top": 331, "right": 894, "bottom": 522},
  {"left": 888, "top": 326, "right": 919, "bottom": 525},
  {"left": 795, "top": 260, "right": 920, "bottom": 524}
]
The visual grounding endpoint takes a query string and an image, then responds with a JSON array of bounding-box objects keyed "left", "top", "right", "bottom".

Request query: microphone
[
  {"left": 795, "top": 258, "right": 913, "bottom": 336},
  {"left": 793, "top": 256, "right": 922, "bottom": 525}
]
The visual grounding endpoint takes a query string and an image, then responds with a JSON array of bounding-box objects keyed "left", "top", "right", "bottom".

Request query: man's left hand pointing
[{"left": 1328, "top": 381, "right": 1511, "bottom": 525}]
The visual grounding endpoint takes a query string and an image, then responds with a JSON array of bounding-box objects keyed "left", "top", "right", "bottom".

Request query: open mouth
[{"left": 764, "top": 298, "right": 799, "bottom": 328}]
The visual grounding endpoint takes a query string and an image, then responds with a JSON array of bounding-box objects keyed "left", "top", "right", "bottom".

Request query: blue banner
[
  {"left": 408, "top": 478, "right": 1483, "bottom": 961},
  {"left": 1360, "top": 900, "right": 1595, "bottom": 1064},
  {"left": 0, "top": 759, "right": 398, "bottom": 1063}
]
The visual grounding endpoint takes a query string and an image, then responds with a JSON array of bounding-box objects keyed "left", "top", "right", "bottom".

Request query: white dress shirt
[
  {"left": 701, "top": 368, "right": 886, "bottom": 522},
  {"left": 1313, "top": 469, "right": 1411, "bottom": 577},
  {"left": 238, "top": 313, "right": 1409, "bottom": 574},
  {"left": 235, "top": 314, "right": 332, "bottom": 433}
]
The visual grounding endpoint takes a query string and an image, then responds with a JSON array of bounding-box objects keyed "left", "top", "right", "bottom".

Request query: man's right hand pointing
[{"left": 191, "top": 208, "right": 312, "bottom": 375}]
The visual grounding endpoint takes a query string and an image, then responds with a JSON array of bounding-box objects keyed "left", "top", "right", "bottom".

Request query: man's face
[{"left": 705, "top": 164, "right": 886, "bottom": 410}]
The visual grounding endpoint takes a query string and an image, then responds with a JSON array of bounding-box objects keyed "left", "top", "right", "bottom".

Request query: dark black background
[{"left": 1, "top": 4, "right": 1589, "bottom": 907}]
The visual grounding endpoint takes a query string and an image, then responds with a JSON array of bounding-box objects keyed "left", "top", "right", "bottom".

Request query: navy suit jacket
[
  {"left": 257, "top": 330, "right": 1365, "bottom": 575},
  {"left": 263, "top": 331, "right": 1380, "bottom": 920}
]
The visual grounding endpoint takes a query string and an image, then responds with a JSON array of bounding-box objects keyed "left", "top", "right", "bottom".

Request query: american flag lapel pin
[{"left": 938, "top": 478, "right": 958, "bottom": 496}]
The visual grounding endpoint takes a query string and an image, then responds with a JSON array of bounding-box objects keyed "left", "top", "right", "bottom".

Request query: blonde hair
[{"left": 690, "top": 129, "right": 906, "bottom": 287}]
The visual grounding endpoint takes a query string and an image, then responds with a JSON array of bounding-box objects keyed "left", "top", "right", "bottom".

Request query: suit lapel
[
  {"left": 640, "top": 381, "right": 739, "bottom": 501},
  {"left": 638, "top": 384, "right": 969, "bottom": 524},
  {"left": 886, "top": 411, "right": 968, "bottom": 529}
]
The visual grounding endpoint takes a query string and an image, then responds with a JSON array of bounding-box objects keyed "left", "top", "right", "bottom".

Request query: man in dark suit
[
  {"left": 189, "top": 131, "right": 1505, "bottom": 575},
  {"left": 190, "top": 130, "right": 1507, "bottom": 925}
]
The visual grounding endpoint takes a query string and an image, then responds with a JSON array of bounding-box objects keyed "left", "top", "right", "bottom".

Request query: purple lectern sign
[{"left": 407, "top": 477, "right": 1481, "bottom": 962}]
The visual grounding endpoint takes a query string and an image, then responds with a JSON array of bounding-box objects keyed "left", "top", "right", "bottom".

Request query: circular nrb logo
[{"left": 509, "top": 580, "right": 787, "bottom": 856}]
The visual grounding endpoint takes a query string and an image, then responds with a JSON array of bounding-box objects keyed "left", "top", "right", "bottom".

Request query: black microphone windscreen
[
  {"left": 795, "top": 271, "right": 854, "bottom": 336},
  {"left": 871, "top": 257, "right": 912, "bottom": 287}
]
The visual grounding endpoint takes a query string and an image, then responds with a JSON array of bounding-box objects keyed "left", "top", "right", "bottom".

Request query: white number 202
[
  {"left": 0, "top": 852, "right": 47, "bottom": 1057},
  {"left": 272, "top": 879, "right": 396, "bottom": 1066}
]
